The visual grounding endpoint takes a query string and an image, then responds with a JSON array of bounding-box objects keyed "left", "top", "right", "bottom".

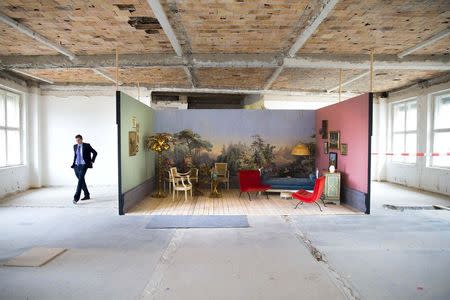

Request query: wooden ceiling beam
[{"left": 0, "top": 12, "right": 76, "bottom": 60}]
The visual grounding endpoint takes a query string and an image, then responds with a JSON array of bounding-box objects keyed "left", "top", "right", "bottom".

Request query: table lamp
[{"left": 291, "top": 143, "right": 310, "bottom": 156}]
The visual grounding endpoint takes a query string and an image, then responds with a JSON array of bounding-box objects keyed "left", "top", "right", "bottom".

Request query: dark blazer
[{"left": 71, "top": 143, "right": 98, "bottom": 168}]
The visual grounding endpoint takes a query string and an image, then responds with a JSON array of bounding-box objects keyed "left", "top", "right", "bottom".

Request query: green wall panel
[{"left": 118, "top": 92, "right": 155, "bottom": 194}]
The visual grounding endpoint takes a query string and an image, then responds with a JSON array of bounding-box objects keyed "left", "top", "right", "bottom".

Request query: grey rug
[{"left": 145, "top": 215, "right": 249, "bottom": 229}]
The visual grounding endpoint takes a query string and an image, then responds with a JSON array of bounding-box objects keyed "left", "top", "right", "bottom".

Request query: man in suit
[{"left": 71, "top": 134, "right": 97, "bottom": 204}]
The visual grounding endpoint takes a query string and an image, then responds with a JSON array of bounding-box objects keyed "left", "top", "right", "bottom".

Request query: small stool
[{"left": 280, "top": 192, "right": 293, "bottom": 199}]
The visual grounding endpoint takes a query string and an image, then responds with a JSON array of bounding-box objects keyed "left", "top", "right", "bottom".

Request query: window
[
  {"left": 0, "top": 88, "right": 22, "bottom": 167},
  {"left": 391, "top": 99, "right": 417, "bottom": 163},
  {"left": 430, "top": 91, "right": 450, "bottom": 168}
]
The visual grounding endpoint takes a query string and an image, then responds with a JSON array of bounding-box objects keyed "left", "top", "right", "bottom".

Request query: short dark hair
[{"left": 75, "top": 134, "right": 83, "bottom": 139}]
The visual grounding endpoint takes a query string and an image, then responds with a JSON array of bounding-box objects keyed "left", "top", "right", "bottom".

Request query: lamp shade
[{"left": 291, "top": 143, "right": 310, "bottom": 156}]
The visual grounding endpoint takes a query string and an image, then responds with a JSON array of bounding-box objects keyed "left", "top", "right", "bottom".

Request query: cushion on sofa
[{"left": 262, "top": 177, "right": 315, "bottom": 190}]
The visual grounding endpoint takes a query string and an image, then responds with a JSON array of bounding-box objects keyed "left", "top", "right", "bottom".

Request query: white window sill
[
  {"left": 0, "top": 164, "right": 26, "bottom": 170},
  {"left": 390, "top": 161, "right": 417, "bottom": 166},
  {"left": 426, "top": 166, "right": 450, "bottom": 171}
]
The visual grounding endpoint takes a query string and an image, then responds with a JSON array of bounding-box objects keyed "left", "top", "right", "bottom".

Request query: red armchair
[
  {"left": 292, "top": 176, "right": 326, "bottom": 211},
  {"left": 238, "top": 170, "right": 272, "bottom": 201}
]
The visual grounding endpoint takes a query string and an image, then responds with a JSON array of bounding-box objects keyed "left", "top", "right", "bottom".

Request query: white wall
[
  {"left": 371, "top": 96, "right": 388, "bottom": 182},
  {"left": 0, "top": 75, "right": 32, "bottom": 198},
  {"left": 262, "top": 93, "right": 358, "bottom": 110},
  {"left": 373, "top": 80, "right": 450, "bottom": 196},
  {"left": 40, "top": 93, "right": 118, "bottom": 186},
  {"left": 0, "top": 82, "right": 153, "bottom": 198}
]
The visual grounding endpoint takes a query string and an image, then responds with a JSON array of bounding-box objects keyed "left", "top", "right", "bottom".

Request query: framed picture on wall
[
  {"left": 329, "top": 131, "right": 340, "bottom": 149},
  {"left": 320, "top": 120, "right": 328, "bottom": 139},
  {"left": 341, "top": 143, "right": 348, "bottom": 155},
  {"left": 129, "top": 131, "right": 139, "bottom": 156},
  {"left": 329, "top": 152, "right": 338, "bottom": 169},
  {"left": 323, "top": 141, "right": 329, "bottom": 154}
]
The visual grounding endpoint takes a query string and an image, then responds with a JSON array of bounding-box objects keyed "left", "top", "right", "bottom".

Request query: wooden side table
[
  {"left": 209, "top": 173, "right": 222, "bottom": 198},
  {"left": 323, "top": 171, "right": 341, "bottom": 205}
]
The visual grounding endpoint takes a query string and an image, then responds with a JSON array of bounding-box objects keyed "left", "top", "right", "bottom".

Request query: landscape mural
[{"left": 154, "top": 110, "right": 316, "bottom": 185}]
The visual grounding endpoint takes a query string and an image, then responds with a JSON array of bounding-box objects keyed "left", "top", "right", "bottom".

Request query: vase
[{"left": 329, "top": 165, "right": 336, "bottom": 173}]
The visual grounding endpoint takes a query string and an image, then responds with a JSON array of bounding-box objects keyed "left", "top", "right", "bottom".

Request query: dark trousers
[{"left": 74, "top": 165, "right": 89, "bottom": 199}]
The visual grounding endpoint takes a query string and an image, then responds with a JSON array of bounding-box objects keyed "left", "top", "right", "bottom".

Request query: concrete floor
[
  {"left": 0, "top": 208, "right": 345, "bottom": 300},
  {"left": 0, "top": 185, "right": 117, "bottom": 209},
  {"left": 292, "top": 213, "right": 450, "bottom": 300},
  {"left": 0, "top": 182, "right": 449, "bottom": 299},
  {"left": 371, "top": 181, "right": 450, "bottom": 215}
]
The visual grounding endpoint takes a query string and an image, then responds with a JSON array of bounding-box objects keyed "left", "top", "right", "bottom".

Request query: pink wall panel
[{"left": 316, "top": 94, "right": 370, "bottom": 193}]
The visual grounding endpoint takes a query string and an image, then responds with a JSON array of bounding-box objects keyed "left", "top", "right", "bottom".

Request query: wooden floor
[{"left": 128, "top": 189, "right": 360, "bottom": 216}]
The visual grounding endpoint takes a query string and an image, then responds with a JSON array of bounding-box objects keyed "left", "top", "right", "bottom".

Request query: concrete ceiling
[{"left": 0, "top": 0, "right": 449, "bottom": 94}]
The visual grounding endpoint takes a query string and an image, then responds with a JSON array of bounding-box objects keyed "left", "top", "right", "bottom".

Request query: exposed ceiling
[
  {"left": 298, "top": 0, "right": 450, "bottom": 55},
  {"left": 272, "top": 68, "right": 362, "bottom": 91},
  {"left": 102, "top": 67, "right": 191, "bottom": 87},
  {"left": 0, "top": 0, "right": 174, "bottom": 55},
  {"left": 193, "top": 67, "right": 275, "bottom": 89},
  {"left": 161, "top": 0, "right": 311, "bottom": 53},
  {"left": 0, "top": 0, "right": 449, "bottom": 95}
]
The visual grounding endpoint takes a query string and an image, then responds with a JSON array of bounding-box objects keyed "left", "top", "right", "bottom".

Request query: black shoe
[
  {"left": 73, "top": 198, "right": 79, "bottom": 204},
  {"left": 81, "top": 195, "right": 90, "bottom": 201}
]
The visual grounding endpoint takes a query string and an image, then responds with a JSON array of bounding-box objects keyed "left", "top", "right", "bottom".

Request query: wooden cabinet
[{"left": 323, "top": 171, "right": 341, "bottom": 205}]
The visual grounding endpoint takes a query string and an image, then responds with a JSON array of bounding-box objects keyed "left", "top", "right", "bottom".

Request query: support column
[
  {"left": 377, "top": 96, "right": 388, "bottom": 181},
  {"left": 28, "top": 85, "right": 43, "bottom": 187},
  {"left": 371, "top": 97, "right": 379, "bottom": 181}
]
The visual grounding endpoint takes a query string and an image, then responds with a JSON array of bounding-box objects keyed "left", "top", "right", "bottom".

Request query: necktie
[{"left": 76, "top": 145, "right": 82, "bottom": 165}]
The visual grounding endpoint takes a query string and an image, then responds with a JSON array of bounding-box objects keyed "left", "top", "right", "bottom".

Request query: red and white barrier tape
[{"left": 371, "top": 152, "right": 450, "bottom": 156}]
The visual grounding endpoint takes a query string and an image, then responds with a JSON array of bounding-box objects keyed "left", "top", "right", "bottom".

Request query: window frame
[
  {"left": 428, "top": 89, "right": 450, "bottom": 169},
  {"left": 390, "top": 97, "right": 418, "bottom": 164},
  {"left": 0, "top": 88, "right": 23, "bottom": 168}
]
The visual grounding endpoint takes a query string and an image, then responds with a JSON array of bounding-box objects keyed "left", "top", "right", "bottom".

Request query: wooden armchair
[
  {"left": 214, "top": 163, "right": 230, "bottom": 190},
  {"left": 170, "top": 167, "right": 193, "bottom": 201},
  {"left": 189, "top": 168, "right": 199, "bottom": 184},
  {"left": 166, "top": 167, "right": 198, "bottom": 193},
  {"left": 165, "top": 170, "right": 173, "bottom": 193}
]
